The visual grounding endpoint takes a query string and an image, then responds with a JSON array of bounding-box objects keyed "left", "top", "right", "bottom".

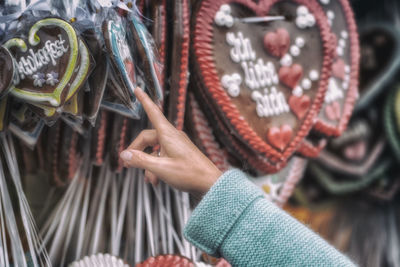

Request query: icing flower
[
  {"left": 214, "top": 4, "right": 234, "bottom": 28},
  {"left": 46, "top": 71, "right": 59, "bottom": 86},
  {"left": 295, "top": 6, "right": 316, "bottom": 29},
  {"left": 221, "top": 73, "right": 242, "bottom": 97},
  {"left": 32, "top": 73, "right": 46, "bottom": 87}
]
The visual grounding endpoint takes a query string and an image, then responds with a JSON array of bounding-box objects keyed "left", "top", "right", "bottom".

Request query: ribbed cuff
[{"left": 183, "top": 169, "right": 263, "bottom": 256}]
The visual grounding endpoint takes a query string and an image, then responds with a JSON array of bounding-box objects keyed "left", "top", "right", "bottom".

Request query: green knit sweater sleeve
[{"left": 184, "top": 169, "right": 355, "bottom": 267}]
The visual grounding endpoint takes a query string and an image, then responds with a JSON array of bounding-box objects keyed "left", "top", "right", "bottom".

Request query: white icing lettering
[
  {"left": 14, "top": 34, "right": 69, "bottom": 84},
  {"left": 251, "top": 88, "right": 289, "bottom": 117},
  {"left": 241, "top": 59, "right": 279, "bottom": 90},
  {"left": 226, "top": 32, "right": 256, "bottom": 63},
  {"left": 224, "top": 31, "right": 288, "bottom": 117}
]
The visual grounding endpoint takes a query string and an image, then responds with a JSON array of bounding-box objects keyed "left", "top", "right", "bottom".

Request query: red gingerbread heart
[
  {"left": 325, "top": 101, "right": 341, "bottom": 121},
  {"left": 332, "top": 58, "right": 346, "bottom": 80},
  {"left": 289, "top": 95, "right": 311, "bottom": 119},
  {"left": 264, "top": 28, "right": 290, "bottom": 58},
  {"left": 191, "top": 0, "right": 334, "bottom": 170},
  {"left": 267, "top": 125, "right": 293, "bottom": 151},
  {"left": 279, "top": 64, "right": 303, "bottom": 89}
]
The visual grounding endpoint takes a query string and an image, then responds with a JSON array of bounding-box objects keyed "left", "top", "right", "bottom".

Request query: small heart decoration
[
  {"left": 263, "top": 28, "right": 290, "bottom": 58},
  {"left": 289, "top": 95, "right": 311, "bottom": 119},
  {"left": 332, "top": 58, "right": 346, "bottom": 80},
  {"left": 267, "top": 125, "right": 293, "bottom": 151},
  {"left": 279, "top": 64, "right": 303, "bottom": 89},
  {"left": 325, "top": 101, "right": 341, "bottom": 121}
]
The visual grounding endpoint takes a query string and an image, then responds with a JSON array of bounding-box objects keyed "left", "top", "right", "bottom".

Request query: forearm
[{"left": 184, "top": 169, "right": 355, "bottom": 266}]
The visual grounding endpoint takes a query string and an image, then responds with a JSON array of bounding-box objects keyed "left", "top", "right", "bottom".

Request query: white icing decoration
[
  {"left": 295, "top": 37, "right": 305, "bottom": 48},
  {"left": 344, "top": 65, "right": 350, "bottom": 73},
  {"left": 342, "top": 82, "right": 349, "bottom": 90},
  {"left": 290, "top": 45, "right": 300, "bottom": 57},
  {"left": 339, "top": 39, "right": 346, "bottom": 48},
  {"left": 306, "top": 14, "right": 316, "bottom": 27},
  {"left": 297, "top": 6, "right": 309, "bottom": 16},
  {"left": 241, "top": 59, "right": 279, "bottom": 90},
  {"left": 14, "top": 34, "right": 69, "bottom": 82},
  {"left": 325, "top": 78, "right": 344, "bottom": 103},
  {"left": 226, "top": 32, "right": 256, "bottom": 63},
  {"left": 251, "top": 87, "right": 289, "bottom": 117},
  {"left": 341, "top": 31, "right": 348, "bottom": 39},
  {"left": 296, "top": 16, "right": 308, "bottom": 29},
  {"left": 302, "top": 79, "right": 312, "bottom": 90},
  {"left": 293, "top": 86, "right": 303, "bottom": 97},
  {"left": 320, "top": 0, "right": 330, "bottom": 4},
  {"left": 296, "top": 6, "right": 316, "bottom": 29},
  {"left": 309, "top": 70, "right": 319, "bottom": 81},
  {"left": 327, "top": 10, "right": 335, "bottom": 20},
  {"left": 32, "top": 73, "right": 45, "bottom": 87},
  {"left": 215, "top": 4, "right": 234, "bottom": 28},
  {"left": 222, "top": 73, "right": 242, "bottom": 97},
  {"left": 280, "top": 54, "right": 293, "bottom": 66},
  {"left": 336, "top": 46, "right": 344, "bottom": 56},
  {"left": 220, "top": 4, "right": 230, "bottom": 13},
  {"left": 46, "top": 71, "right": 59, "bottom": 86},
  {"left": 224, "top": 31, "right": 287, "bottom": 117}
]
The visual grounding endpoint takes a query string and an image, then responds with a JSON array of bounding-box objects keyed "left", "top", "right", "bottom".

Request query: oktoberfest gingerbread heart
[
  {"left": 2, "top": 18, "right": 81, "bottom": 107},
  {"left": 192, "top": 0, "right": 334, "bottom": 165},
  {"left": 313, "top": 0, "right": 360, "bottom": 136},
  {"left": 297, "top": 0, "right": 359, "bottom": 158}
]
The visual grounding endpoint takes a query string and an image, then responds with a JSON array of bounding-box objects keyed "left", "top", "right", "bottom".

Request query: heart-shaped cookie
[
  {"left": 0, "top": 46, "right": 15, "bottom": 98},
  {"left": 25, "top": 38, "right": 93, "bottom": 123},
  {"left": 311, "top": 0, "right": 360, "bottom": 136},
  {"left": 3, "top": 18, "right": 80, "bottom": 107},
  {"left": 192, "top": 0, "right": 334, "bottom": 166},
  {"left": 298, "top": 0, "right": 359, "bottom": 158},
  {"left": 103, "top": 19, "right": 138, "bottom": 111}
]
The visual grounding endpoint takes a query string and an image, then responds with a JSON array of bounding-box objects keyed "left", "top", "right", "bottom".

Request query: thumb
[{"left": 120, "top": 149, "right": 172, "bottom": 176}]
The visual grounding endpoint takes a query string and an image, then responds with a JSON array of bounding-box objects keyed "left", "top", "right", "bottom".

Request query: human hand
[{"left": 120, "top": 87, "right": 222, "bottom": 195}]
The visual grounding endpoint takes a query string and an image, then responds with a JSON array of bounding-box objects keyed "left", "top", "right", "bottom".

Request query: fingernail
[{"left": 120, "top": 150, "right": 133, "bottom": 161}]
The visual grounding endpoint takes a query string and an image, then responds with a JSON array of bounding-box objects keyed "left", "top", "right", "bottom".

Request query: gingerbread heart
[
  {"left": 289, "top": 95, "right": 310, "bottom": 119},
  {"left": 267, "top": 125, "right": 293, "bottom": 151},
  {"left": 0, "top": 46, "right": 15, "bottom": 98},
  {"left": 279, "top": 64, "right": 303, "bottom": 89},
  {"left": 103, "top": 19, "right": 137, "bottom": 110},
  {"left": 298, "top": 0, "right": 359, "bottom": 158},
  {"left": 192, "top": 0, "right": 333, "bottom": 167},
  {"left": 3, "top": 18, "right": 80, "bottom": 107},
  {"left": 310, "top": 0, "right": 359, "bottom": 137},
  {"left": 264, "top": 28, "right": 290, "bottom": 58}
]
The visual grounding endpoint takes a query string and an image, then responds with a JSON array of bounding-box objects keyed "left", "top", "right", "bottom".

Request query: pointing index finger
[{"left": 135, "top": 87, "right": 171, "bottom": 130}]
